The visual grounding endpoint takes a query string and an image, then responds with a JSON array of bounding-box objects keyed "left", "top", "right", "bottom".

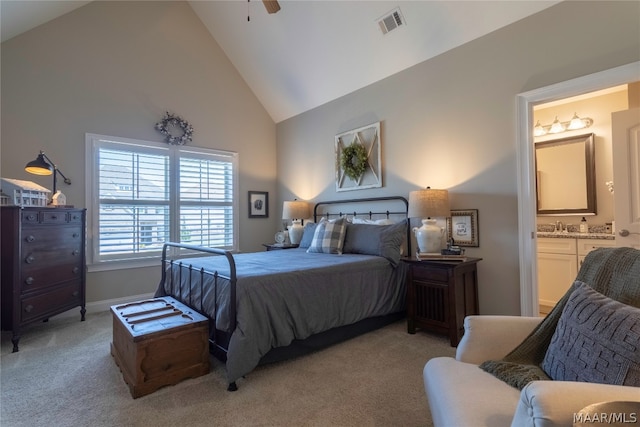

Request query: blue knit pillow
[
  {"left": 306, "top": 218, "right": 346, "bottom": 254},
  {"left": 542, "top": 281, "right": 640, "bottom": 386}
]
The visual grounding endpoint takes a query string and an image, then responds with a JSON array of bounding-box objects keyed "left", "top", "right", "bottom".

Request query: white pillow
[{"left": 351, "top": 217, "right": 395, "bottom": 225}]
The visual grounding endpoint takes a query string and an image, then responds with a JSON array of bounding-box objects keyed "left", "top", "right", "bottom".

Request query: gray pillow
[
  {"left": 541, "top": 280, "right": 640, "bottom": 386},
  {"left": 342, "top": 220, "right": 407, "bottom": 266},
  {"left": 298, "top": 222, "right": 318, "bottom": 248}
]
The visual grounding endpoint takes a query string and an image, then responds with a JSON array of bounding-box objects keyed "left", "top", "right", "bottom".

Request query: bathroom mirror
[{"left": 535, "top": 133, "right": 596, "bottom": 215}]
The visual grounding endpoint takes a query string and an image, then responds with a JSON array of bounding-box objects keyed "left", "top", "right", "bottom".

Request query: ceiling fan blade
[{"left": 262, "top": 0, "right": 281, "bottom": 14}]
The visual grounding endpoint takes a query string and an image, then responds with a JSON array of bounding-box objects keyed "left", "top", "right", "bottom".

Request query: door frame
[{"left": 516, "top": 61, "right": 640, "bottom": 316}]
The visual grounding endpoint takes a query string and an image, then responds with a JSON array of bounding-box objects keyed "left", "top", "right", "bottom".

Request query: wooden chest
[{"left": 110, "top": 297, "right": 210, "bottom": 398}]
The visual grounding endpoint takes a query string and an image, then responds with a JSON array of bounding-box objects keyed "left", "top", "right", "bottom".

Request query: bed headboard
[{"left": 312, "top": 196, "right": 411, "bottom": 257}]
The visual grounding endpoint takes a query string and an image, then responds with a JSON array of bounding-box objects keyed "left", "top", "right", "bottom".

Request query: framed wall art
[
  {"left": 335, "top": 122, "right": 382, "bottom": 192},
  {"left": 248, "top": 191, "right": 269, "bottom": 218},
  {"left": 447, "top": 209, "right": 479, "bottom": 247}
]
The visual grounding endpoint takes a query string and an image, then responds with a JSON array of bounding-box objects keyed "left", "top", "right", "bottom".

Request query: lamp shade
[
  {"left": 282, "top": 200, "right": 310, "bottom": 220},
  {"left": 25, "top": 153, "right": 53, "bottom": 176},
  {"left": 408, "top": 188, "right": 450, "bottom": 218}
]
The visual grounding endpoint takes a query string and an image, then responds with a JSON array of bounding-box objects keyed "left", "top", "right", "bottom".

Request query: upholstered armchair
[{"left": 424, "top": 247, "right": 640, "bottom": 427}]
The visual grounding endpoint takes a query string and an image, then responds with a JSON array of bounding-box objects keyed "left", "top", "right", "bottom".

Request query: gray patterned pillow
[
  {"left": 306, "top": 218, "right": 347, "bottom": 254},
  {"left": 542, "top": 280, "right": 640, "bottom": 386}
]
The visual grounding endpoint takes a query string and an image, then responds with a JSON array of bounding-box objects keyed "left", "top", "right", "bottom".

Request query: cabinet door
[{"left": 537, "top": 253, "right": 578, "bottom": 310}]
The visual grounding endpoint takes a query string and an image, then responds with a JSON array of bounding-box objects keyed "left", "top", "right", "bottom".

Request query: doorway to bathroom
[{"left": 516, "top": 61, "right": 640, "bottom": 317}]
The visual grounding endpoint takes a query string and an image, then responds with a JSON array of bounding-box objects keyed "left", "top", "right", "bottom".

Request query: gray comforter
[{"left": 155, "top": 248, "right": 407, "bottom": 383}]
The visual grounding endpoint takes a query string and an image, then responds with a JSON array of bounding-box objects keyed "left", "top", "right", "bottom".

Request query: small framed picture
[
  {"left": 248, "top": 191, "right": 269, "bottom": 218},
  {"left": 447, "top": 209, "right": 479, "bottom": 247}
]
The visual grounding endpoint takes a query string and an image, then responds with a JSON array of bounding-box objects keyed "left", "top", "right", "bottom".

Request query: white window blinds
[{"left": 86, "top": 134, "right": 238, "bottom": 269}]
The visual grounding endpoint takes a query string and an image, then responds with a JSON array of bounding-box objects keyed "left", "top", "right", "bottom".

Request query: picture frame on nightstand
[{"left": 447, "top": 209, "right": 479, "bottom": 247}]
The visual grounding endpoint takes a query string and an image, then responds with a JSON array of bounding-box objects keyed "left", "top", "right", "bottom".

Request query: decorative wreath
[
  {"left": 340, "top": 143, "right": 368, "bottom": 181},
  {"left": 155, "top": 112, "right": 194, "bottom": 145}
]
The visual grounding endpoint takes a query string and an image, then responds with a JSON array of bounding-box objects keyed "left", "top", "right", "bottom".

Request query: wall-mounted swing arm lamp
[{"left": 24, "top": 151, "right": 71, "bottom": 197}]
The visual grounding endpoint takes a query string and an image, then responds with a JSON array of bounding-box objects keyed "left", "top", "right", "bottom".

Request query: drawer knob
[
  {"left": 72, "top": 291, "right": 79, "bottom": 297},
  {"left": 25, "top": 255, "right": 35, "bottom": 264},
  {"left": 72, "top": 267, "right": 80, "bottom": 274},
  {"left": 72, "top": 250, "right": 80, "bottom": 256},
  {"left": 25, "top": 277, "right": 34, "bottom": 285},
  {"left": 24, "top": 305, "right": 33, "bottom": 313},
  {"left": 72, "top": 233, "right": 79, "bottom": 239},
  {"left": 27, "top": 214, "right": 36, "bottom": 221},
  {"left": 50, "top": 215, "right": 58, "bottom": 220},
  {"left": 25, "top": 235, "right": 36, "bottom": 243}
]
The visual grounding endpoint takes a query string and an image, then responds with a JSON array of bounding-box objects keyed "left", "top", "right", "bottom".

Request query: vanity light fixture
[{"left": 533, "top": 113, "right": 593, "bottom": 137}]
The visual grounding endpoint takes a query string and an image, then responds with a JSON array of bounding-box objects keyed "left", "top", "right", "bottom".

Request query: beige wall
[
  {"left": 1, "top": 2, "right": 277, "bottom": 303},
  {"left": 276, "top": 1, "right": 640, "bottom": 315}
]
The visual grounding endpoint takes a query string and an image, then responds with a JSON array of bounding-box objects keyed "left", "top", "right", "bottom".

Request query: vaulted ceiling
[{"left": 1, "top": 1, "right": 558, "bottom": 122}]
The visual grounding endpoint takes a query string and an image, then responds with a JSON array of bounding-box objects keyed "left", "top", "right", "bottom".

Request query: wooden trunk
[{"left": 110, "top": 297, "right": 210, "bottom": 398}]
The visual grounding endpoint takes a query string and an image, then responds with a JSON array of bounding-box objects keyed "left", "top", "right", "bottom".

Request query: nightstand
[
  {"left": 262, "top": 243, "right": 300, "bottom": 251},
  {"left": 403, "top": 257, "right": 481, "bottom": 346}
]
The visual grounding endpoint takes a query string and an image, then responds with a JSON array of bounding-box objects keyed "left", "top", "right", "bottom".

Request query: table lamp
[
  {"left": 408, "top": 187, "right": 450, "bottom": 254},
  {"left": 283, "top": 200, "right": 310, "bottom": 245}
]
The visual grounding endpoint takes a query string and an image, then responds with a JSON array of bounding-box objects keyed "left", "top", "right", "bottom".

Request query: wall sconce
[
  {"left": 408, "top": 187, "right": 450, "bottom": 254},
  {"left": 282, "top": 200, "right": 310, "bottom": 245},
  {"left": 24, "top": 151, "right": 71, "bottom": 203},
  {"left": 533, "top": 113, "right": 593, "bottom": 137}
]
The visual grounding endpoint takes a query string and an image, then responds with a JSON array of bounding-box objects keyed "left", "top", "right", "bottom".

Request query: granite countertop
[{"left": 536, "top": 231, "right": 615, "bottom": 240}]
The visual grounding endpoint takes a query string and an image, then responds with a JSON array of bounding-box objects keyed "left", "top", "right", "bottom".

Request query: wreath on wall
[
  {"left": 340, "top": 143, "right": 368, "bottom": 181},
  {"left": 155, "top": 112, "right": 194, "bottom": 145}
]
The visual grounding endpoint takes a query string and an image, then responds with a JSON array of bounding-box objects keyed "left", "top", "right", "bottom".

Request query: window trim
[{"left": 85, "top": 133, "right": 239, "bottom": 272}]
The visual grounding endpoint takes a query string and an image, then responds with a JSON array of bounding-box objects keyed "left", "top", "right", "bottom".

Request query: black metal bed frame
[{"left": 158, "top": 196, "right": 409, "bottom": 391}]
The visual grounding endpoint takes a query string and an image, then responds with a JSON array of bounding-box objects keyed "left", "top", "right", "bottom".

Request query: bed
[{"left": 154, "top": 196, "right": 411, "bottom": 390}]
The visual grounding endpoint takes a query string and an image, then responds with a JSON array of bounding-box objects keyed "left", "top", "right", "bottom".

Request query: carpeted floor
[{"left": 1, "top": 310, "right": 454, "bottom": 427}]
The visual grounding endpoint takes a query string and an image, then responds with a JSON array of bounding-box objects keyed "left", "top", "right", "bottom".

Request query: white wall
[
  {"left": 1, "top": 1, "right": 277, "bottom": 304},
  {"left": 276, "top": 1, "right": 640, "bottom": 315}
]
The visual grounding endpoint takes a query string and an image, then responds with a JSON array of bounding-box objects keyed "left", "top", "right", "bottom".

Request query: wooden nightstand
[
  {"left": 262, "top": 243, "right": 300, "bottom": 251},
  {"left": 403, "top": 257, "right": 481, "bottom": 346}
]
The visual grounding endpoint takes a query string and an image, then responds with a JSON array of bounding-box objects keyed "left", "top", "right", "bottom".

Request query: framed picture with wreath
[
  {"left": 248, "top": 191, "right": 269, "bottom": 218},
  {"left": 335, "top": 122, "right": 382, "bottom": 192}
]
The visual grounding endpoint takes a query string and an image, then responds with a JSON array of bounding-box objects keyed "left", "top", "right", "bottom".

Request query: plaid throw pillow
[{"left": 306, "top": 218, "right": 347, "bottom": 254}]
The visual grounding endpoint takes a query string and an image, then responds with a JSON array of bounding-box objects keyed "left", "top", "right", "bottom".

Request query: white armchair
[{"left": 424, "top": 315, "right": 640, "bottom": 427}]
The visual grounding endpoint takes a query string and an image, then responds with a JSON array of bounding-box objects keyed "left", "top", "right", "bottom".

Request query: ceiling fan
[{"left": 262, "top": 0, "right": 281, "bottom": 14}]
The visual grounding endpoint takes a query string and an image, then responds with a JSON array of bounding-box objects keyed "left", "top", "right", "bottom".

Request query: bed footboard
[{"left": 159, "top": 242, "right": 237, "bottom": 366}]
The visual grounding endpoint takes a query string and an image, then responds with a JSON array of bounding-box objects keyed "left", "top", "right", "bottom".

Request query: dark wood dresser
[
  {"left": 403, "top": 257, "right": 481, "bottom": 346},
  {"left": 1, "top": 206, "right": 86, "bottom": 352}
]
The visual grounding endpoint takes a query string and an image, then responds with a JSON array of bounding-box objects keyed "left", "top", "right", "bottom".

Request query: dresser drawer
[
  {"left": 22, "top": 226, "right": 82, "bottom": 249},
  {"left": 20, "top": 281, "right": 83, "bottom": 323},
  {"left": 41, "top": 210, "right": 69, "bottom": 224},
  {"left": 21, "top": 263, "right": 83, "bottom": 293}
]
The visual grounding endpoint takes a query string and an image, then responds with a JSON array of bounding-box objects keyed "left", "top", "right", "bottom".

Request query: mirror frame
[{"left": 535, "top": 133, "right": 596, "bottom": 216}]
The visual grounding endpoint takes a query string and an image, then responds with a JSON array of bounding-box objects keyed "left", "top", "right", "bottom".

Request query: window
[{"left": 85, "top": 133, "right": 238, "bottom": 270}]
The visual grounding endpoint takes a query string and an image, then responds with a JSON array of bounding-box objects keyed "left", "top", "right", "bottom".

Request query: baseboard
[{"left": 54, "top": 293, "right": 156, "bottom": 319}]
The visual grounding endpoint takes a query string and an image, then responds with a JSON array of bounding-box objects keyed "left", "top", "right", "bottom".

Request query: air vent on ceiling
[{"left": 377, "top": 7, "right": 405, "bottom": 35}]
